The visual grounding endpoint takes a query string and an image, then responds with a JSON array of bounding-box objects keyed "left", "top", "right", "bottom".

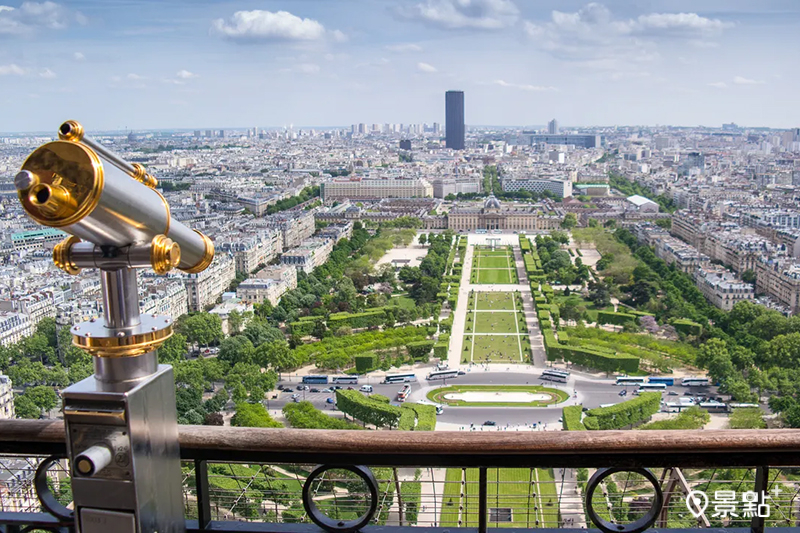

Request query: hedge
[
  {"left": 336, "top": 389, "right": 402, "bottom": 428},
  {"left": 328, "top": 309, "right": 387, "bottom": 329},
  {"left": 597, "top": 311, "right": 638, "bottom": 326},
  {"left": 584, "top": 392, "right": 661, "bottom": 430},
  {"left": 672, "top": 319, "right": 703, "bottom": 336},
  {"left": 355, "top": 354, "right": 378, "bottom": 373},
  {"left": 439, "top": 318, "right": 453, "bottom": 333},
  {"left": 562, "top": 405, "right": 586, "bottom": 430},
  {"left": 433, "top": 342, "right": 448, "bottom": 359},
  {"left": 283, "top": 401, "right": 363, "bottom": 430},
  {"left": 540, "top": 319, "right": 552, "bottom": 329},
  {"left": 401, "top": 403, "right": 437, "bottom": 431},
  {"left": 543, "top": 329, "right": 640, "bottom": 373},
  {"left": 407, "top": 340, "right": 434, "bottom": 361}
]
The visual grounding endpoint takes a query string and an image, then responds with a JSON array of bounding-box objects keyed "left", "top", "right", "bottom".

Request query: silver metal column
[{"left": 101, "top": 269, "right": 141, "bottom": 330}]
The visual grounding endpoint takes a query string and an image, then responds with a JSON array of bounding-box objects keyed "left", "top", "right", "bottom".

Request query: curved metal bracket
[
  {"left": 302, "top": 465, "right": 378, "bottom": 532},
  {"left": 34, "top": 455, "right": 75, "bottom": 524},
  {"left": 585, "top": 467, "right": 663, "bottom": 533}
]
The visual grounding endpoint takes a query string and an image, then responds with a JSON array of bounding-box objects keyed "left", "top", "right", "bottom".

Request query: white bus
[
  {"left": 383, "top": 373, "right": 417, "bottom": 384},
  {"left": 637, "top": 383, "right": 667, "bottom": 391},
  {"left": 727, "top": 403, "right": 759, "bottom": 412},
  {"left": 681, "top": 377, "right": 710, "bottom": 387},
  {"left": 426, "top": 369, "right": 459, "bottom": 381},
  {"left": 332, "top": 375, "right": 359, "bottom": 384},
  {"left": 540, "top": 370, "right": 569, "bottom": 383},
  {"left": 616, "top": 376, "right": 647, "bottom": 386}
]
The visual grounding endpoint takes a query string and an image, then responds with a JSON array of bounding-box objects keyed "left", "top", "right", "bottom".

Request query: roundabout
[{"left": 428, "top": 385, "right": 569, "bottom": 407}]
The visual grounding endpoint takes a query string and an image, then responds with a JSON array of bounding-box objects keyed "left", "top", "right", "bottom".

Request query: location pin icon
[{"left": 686, "top": 490, "right": 709, "bottom": 518}]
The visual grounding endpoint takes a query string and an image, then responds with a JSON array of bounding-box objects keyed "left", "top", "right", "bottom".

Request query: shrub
[
  {"left": 671, "top": 319, "right": 703, "bottom": 336},
  {"left": 355, "top": 354, "right": 378, "bottom": 373},
  {"left": 585, "top": 392, "right": 661, "bottom": 430},
  {"left": 407, "top": 340, "right": 434, "bottom": 361},
  {"left": 283, "top": 401, "right": 363, "bottom": 430},
  {"left": 597, "top": 311, "right": 638, "bottom": 326},
  {"left": 336, "top": 389, "right": 402, "bottom": 428},
  {"left": 562, "top": 405, "right": 586, "bottom": 430},
  {"left": 433, "top": 342, "right": 448, "bottom": 359}
]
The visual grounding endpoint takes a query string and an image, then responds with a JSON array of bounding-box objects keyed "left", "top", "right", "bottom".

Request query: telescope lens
[
  {"left": 34, "top": 185, "right": 50, "bottom": 205},
  {"left": 60, "top": 123, "right": 71, "bottom": 136}
]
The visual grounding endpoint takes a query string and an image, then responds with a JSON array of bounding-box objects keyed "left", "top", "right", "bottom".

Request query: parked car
[
  {"left": 360, "top": 385, "right": 374, "bottom": 393},
  {"left": 326, "top": 398, "right": 335, "bottom": 404},
  {"left": 293, "top": 397, "right": 300, "bottom": 403},
  {"left": 457, "top": 370, "right": 466, "bottom": 375},
  {"left": 668, "top": 391, "right": 679, "bottom": 396},
  {"left": 291, "top": 394, "right": 299, "bottom": 399},
  {"left": 619, "top": 390, "right": 627, "bottom": 397},
  {"left": 483, "top": 420, "right": 496, "bottom": 426},
  {"left": 436, "top": 406, "right": 444, "bottom": 415},
  {"left": 321, "top": 388, "right": 332, "bottom": 393},
  {"left": 310, "top": 388, "right": 321, "bottom": 393},
  {"left": 347, "top": 386, "right": 354, "bottom": 390},
  {"left": 330, "top": 385, "right": 342, "bottom": 390}
]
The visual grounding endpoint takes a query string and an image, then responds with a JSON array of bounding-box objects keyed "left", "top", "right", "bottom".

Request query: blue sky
[{"left": 0, "top": 0, "right": 798, "bottom": 132}]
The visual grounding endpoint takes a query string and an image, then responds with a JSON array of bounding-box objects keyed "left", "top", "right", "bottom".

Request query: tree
[
  {"left": 561, "top": 297, "right": 587, "bottom": 323},
  {"left": 242, "top": 319, "right": 284, "bottom": 346},
  {"left": 24, "top": 386, "right": 58, "bottom": 414},
  {"left": 178, "top": 313, "right": 223, "bottom": 346},
  {"left": 14, "top": 394, "right": 40, "bottom": 419},
  {"left": 35, "top": 318, "right": 58, "bottom": 349},
  {"left": 217, "top": 336, "right": 256, "bottom": 365},
  {"left": 561, "top": 213, "right": 577, "bottom": 229},
  {"left": 159, "top": 333, "right": 188, "bottom": 364},
  {"left": 256, "top": 341, "right": 297, "bottom": 375},
  {"left": 418, "top": 233, "right": 427, "bottom": 246},
  {"left": 588, "top": 281, "right": 611, "bottom": 308},
  {"left": 410, "top": 276, "right": 440, "bottom": 304},
  {"left": 20, "top": 334, "right": 56, "bottom": 365},
  {"left": 742, "top": 269, "right": 756, "bottom": 285},
  {"left": 228, "top": 310, "right": 244, "bottom": 335},
  {"left": 231, "top": 403, "right": 283, "bottom": 428},
  {"left": 204, "top": 412, "right": 224, "bottom": 426}
]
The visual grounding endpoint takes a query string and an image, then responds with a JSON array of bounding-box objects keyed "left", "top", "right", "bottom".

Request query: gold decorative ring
[
  {"left": 53, "top": 236, "right": 81, "bottom": 275},
  {"left": 182, "top": 230, "right": 215, "bottom": 273}
]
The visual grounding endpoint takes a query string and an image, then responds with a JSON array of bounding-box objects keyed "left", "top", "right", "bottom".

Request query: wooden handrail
[{"left": 1, "top": 419, "right": 799, "bottom": 461}]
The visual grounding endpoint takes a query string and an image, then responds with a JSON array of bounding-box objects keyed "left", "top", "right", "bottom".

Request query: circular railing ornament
[
  {"left": 585, "top": 467, "right": 663, "bottom": 533},
  {"left": 34, "top": 455, "right": 75, "bottom": 525},
  {"left": 302, "top": 465, "right": 378, "bottom": 532}
]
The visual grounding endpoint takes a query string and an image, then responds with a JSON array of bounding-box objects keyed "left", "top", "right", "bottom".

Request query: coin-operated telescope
[{"left": 15, "top": 121, "right": 215, "bottom": 533}]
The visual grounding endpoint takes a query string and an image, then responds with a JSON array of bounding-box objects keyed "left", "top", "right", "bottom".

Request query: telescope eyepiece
[{"left": 58, "top": 120, "right": 84, "bottom": 142}]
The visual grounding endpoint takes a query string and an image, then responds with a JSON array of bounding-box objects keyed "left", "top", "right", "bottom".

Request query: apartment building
[
  {"left": 0, "top": 290, "right": 56, "bottom": 329},
  {"left": 321, "top": 178, "right": 433, "bottom": 201},
  {"left": 236, "top": 264, "right": 297, "bottom": 306},
  {"left": 499, "top": 177, "right": 573, "bottom": 198},
  {"left": 317, "top": 222, "right": 353, "bottom": 243},
  {"left": 0, "top": 312, "right": 32, "bottom": 347},
  {"left": 219, "top": 229, "right": 283, "bottom": 275},
  {"left": 182, "top": 254, "right": 236, "bottom": 312},
  {"left": 140, "top": 281, "right": 189, "bottom": 319},
  {"left": 0, "top": 459, "right": 37, "bottom": 512},
  {"left": 755, "top": 256, "right": 800, "bottom": 314},
  {"left": 280, "top": 238, "right": 334, "bottom": 274},
  {"left": 264, "top": 211, "right": 315, "bottom": 249},
  {"left": 11, "top": 229, "right": 66, "bottom": 251},
  {"left": 0, "top": 375, "right": 13, "bottom": 419},
  {"left": 655, "top": 236, "right": 711, "bottom": 274},
  {"left": 695, "top": 266, "right": 754, "bottom": 311}
]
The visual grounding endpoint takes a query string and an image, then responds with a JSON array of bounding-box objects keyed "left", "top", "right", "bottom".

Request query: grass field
[
  {"left": 471, "top": 246, "right": 517, "bottom": 285},
  {"left": 470, "top": 312, "right": 519, "bottom": 334},
  {"left": 476, "top": 269, "right": 514, "bottom": 284},
  {"left": 475, "top": 292, "right": 516, "bottom": 311},
  {"left": 441, "top": 468, "right": 561, "bottom": 528},
  {"left": 478, "top": 256, "right": 513, "bottom": 268},
  {"left": 428, "top": 385, "right": 568, "bottom": 407},
  {"left": 470, "top": 335, "right": 523, "bottom": 363}
]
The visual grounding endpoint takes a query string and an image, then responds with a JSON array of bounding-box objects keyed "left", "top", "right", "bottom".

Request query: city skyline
[{"left": 0, "top": 0, "right": 799, "bottom": 132}]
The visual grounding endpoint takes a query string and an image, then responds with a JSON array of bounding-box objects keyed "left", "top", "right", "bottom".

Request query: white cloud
[
  {"left": 281, "top": 63, "right": 321, "bottom": 74},
  {"left": 210, "top": 10, "right": 344, "bottom": 43},
  {"left": 0, "top": 63, "right": 24, "bottom": 75},
  {"left": 417, "top": 62, "right": 437, "bottom": 73},
  {"left": 733, "top": 76, "right": 764, "bottom": 85},
  {"left": 176, "top": 69, "right": 197, "bottom": 79},
  {"left": 493, "top": 79, "right": 556, "bottom": 91},
  {"left": 73, "top": 51, "right": 84, "bottom": 61},
  {"left": 400, "top": 0, "right": 519, "bottom": 30},
  {"left": 708, "top": 81, "right": 727, "bottom": 89},
  {"left": 0, "top": 1, "right": 86, "bottom": 35},
  {"left": 39, "top": 68, "right": 56, "bottom": 79},
  {"left": 524, "top": 3, "right": 732, "bottom": 65},
  {"left": 127, "top": 73, "right": 145, "bottom": 80},
  {"left": 386, "top": 43, "right": 424, "bottom": 53}
]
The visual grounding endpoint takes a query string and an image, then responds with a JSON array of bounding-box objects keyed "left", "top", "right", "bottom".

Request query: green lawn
[
  {"left": 470, "top": 335, "right": 523, "bottom": 363},
  {"left": 476, "top": 269, "right": 514, "bottom": 284},
  {"left": 477, "top": 256, "right": 513, "bottom": 269},
  {"left": 441, "top": 468, "right": 462, "bottom": 527},
  {"left": 470, "top": 311, "right": 519, "bottom": 334},
  {"left": 428, "top": 385, "right": 568, "bottom": 407},
  {"left": 475, "top": 292, "right": 516, "bottom": 311},
  {"left": 441, "top": 468, "right": 562, "bottom": 528}
]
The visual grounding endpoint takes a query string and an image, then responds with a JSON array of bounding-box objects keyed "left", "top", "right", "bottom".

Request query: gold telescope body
[{"left": 15, "top": 120, "right": 214, "bottom": 274}]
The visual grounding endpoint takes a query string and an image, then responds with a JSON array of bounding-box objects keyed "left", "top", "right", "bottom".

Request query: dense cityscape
[{"left": 1, "top": 0, "right": 799, "bottom": 531}]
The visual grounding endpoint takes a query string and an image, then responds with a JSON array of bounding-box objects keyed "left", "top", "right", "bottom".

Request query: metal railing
[{"left": 1, "top": 419, "right": 799, "bottom": 533}]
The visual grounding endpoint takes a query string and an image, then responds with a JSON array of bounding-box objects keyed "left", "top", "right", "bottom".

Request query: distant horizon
[{"left": 0, "top": 122, "right": 784, "bottom": 137}]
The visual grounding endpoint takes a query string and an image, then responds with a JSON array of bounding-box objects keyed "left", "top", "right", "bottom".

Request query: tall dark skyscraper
[{"left": 445, "top": 90, "right": 465, "bottom": 150}]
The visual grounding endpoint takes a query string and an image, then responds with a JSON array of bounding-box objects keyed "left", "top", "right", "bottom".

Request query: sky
[{"left": 0, "top": 0, "right": 799, "bottom": 132}]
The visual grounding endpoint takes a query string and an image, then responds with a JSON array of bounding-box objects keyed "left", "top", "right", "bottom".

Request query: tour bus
[
  {"left": 616, "top": 376, "right": 647, "bottom": 386},
  {"left": 637, "top": 383, "right": 667, "bottom": 391},
  {"left": 426, "top": 369, "right": 460, "bottom": 381},
  {"left": 727, "top": 403, "right": 759, "bottom": 412},
  {"left": 383, "top": 373, "right": 417, "bottom": 384},
  {"left": 681, "top": 377, "right": 710, "bottom": 387},
  {"left": 397, "top": 389, "right": 409, "bottom": 402},
  {"left": 540, "top": 369, "right": 570, "bottom": 383},
  {"left": 332, "top": 376, "right": 359, "bottom": 384},
  {"left": 647, "top": 377, "right": 675, "bottom": 386},
  {"left": 698, "top": 401, "right": 727, "bottom": 412},
  {"left": 302, "top": 375, "right": 329, "bottom": 384}
]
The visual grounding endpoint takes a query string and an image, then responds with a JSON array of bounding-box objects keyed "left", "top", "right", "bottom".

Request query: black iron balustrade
[{"left": 1, "top": 419, "right": 799, "bottom": 533}]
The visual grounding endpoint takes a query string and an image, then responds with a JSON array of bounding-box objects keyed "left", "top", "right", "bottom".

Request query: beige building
[
  {"left": 237, "top": 265, "right": 298, "bottom": 306},
  {"left": 265, "top": 211, "right": 315, "bottom": 249},
  {"left": 0, "top": 291, "right": 56, "bottom": 328},
  {"left": 183, "top": 254, "right": 236, "bottom": 312},
  {"left": 321, "top": 178, "right": 433, "bottom": 201},
  {"left": 447, "top": 195, "right": 562, "bottom": 232},
  {"left": 695, "top": 266, "right": 754, "bottom": 311},
  {"left": 281, "top": 238, "right": 335, "bottom": 274},
  {"left": 0, "top": 312, "right": 33, "bottom": 347},
  {"left": 0, "top": 375, "right": 14, "bottom": 419},
  {"left": 140, "top": 281, "right": 189, "bottom": 319},
  {"left": 220, "top": 229, "right": 283, "bottom": 275},
  {"left": 755, "top": 256, "right": 800, "bottom": 313}
]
